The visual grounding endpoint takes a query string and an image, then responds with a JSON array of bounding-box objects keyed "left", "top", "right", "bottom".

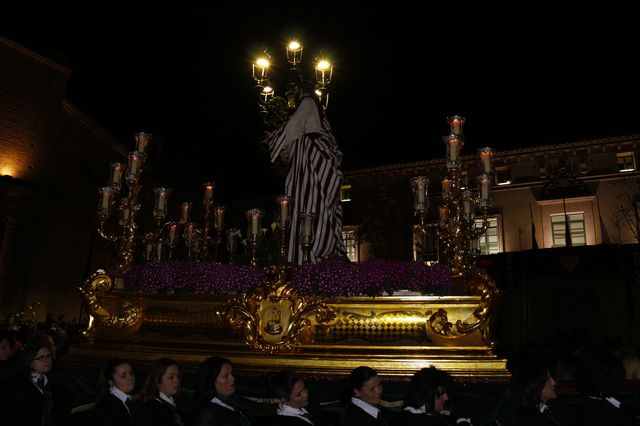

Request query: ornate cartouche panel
[{"left": 217, "top": 269, "right": 337, "bottom": 353}]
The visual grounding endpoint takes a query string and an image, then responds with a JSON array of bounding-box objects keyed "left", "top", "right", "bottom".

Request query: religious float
[{"left": 74, "top": 115, "right": 507, "bottom": 379}]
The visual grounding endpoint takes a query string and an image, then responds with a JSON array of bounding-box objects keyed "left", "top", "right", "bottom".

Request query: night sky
[{"left": 3, "top": 5, "right": 639, "bottom": 203}]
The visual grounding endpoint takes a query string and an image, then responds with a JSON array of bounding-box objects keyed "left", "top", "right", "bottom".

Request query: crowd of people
[{"left": 1, "top": 331, "right": 639, "bottom": 425}]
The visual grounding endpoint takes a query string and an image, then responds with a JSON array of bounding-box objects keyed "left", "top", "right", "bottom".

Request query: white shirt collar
[
  {"left": 158, "top": 392, "right": 175, "bottom": 406},
  {"left": 403, "top": 405, "right": 426, "bottom": 414},
  {"left": 587, "top": 395, "right": 622, "bottom": 408},
  {"left": 277, "top": 403, "right": 312, "bottom": 424},
  {"left": 211, "top": 396, "right": 235, "bottom": 411},
  {"left": 109, "top": 386, "right": 130, "bottom": 404},
  {"left": 538, "top": 402, "right": 549, "bottom": 413},
  {"left": 30, "top": 373, "right": 48, "bottom": 393},
  {"left": 351, "top": 396, "right": 379, "bottom": 419}
]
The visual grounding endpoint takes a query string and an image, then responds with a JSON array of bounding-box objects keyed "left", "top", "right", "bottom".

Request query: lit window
[
  {"left": 340, "top": 184, "right": 352, "bottom": 202},
  {"left": 342, "top": 226, "right": 358, "bottom": 262},
  {"left": 551, "top": 213, "right": 586, "bottom": 247},
  {"left": 495, "top": 167, "right": 511, "bottom": 185},
  {"left": 474, "top": 217, "right": 500, "bottom": 254},
  {"left": 617, "top": 152, "right": 636, "bottom": 172}
]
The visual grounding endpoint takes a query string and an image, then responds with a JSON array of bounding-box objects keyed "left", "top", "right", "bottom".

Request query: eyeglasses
[{"left": 33, "top": 354, "right": 52, "bottom": 362}]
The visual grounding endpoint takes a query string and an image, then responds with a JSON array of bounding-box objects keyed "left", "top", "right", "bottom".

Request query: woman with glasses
[
  {"left": 6, "top": 339, "right": 71, "bottom": 426},
  {"left": 89, "top": 358, "right": 137, "bottom": 426}
]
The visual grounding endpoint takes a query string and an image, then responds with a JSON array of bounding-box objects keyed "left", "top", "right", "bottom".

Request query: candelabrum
[
  {"left": 411, "top": 115, "right": 494, "bottom": 276},
  {"left": 246, "top": 208, "right": 264, "bottom": 267},
  {"left": 96, "top": 133, "right": 227, "bottom": 275},
  {"left": 277, "top": 195, "right": 291, "bottom": 265},
  {"left": 252, "top": 39, "right": 334, "bottom": 127}
]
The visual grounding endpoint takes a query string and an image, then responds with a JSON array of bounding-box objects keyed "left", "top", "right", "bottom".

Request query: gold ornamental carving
[
  {"left": 427, "top": 271, "right": 499, "bottom": 343},
  {"left": 218, "top": 268, "right": 337, "bottom": 353},
  {"left": 78, "top": 269, "right": 143, "bottom": 335}
]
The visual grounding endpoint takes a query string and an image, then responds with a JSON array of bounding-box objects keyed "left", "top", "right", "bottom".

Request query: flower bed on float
[{"left": 122, "top": 259, "right": 453, "bottom": 297}]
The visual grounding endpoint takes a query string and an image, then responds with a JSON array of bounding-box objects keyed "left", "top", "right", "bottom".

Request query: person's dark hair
[
  {"left": 96, "top": 358, "right": 131, "bottom": 400},
  {"left": 341, "top": 366, "right": 377, "bottom": 404},
  {"left": 509, "top": 357, "right": 551, "bottom": 410},
  {"left": 195, "top": 356, "right": 233, "bottom": 408},
  {"left": 266, "top": 370, "right": 301, "bottom": 400},
  {"left": 139, "top": 357, "right": 179, "bottom": 403},
  {"left": 18, "top": 339, "right": 51, "bottom": 379},
  {"left": 404, "top": 367, "right": 451, "bottom": 411}
]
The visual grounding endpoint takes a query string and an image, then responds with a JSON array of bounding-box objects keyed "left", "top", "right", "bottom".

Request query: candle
[
  {"left": 135, "top": 132, "right": 151, "bottom": 154},
  {"left": 144, "top": 241, "right": 153, "bottom": 260},
  {"left": 155, "top": 240, "right": 163, "bottom": 261},
  {"left": 441, "top": 177, "right": 451, "bottom": 198},
  {"left": 448, "top": 137, "right": 460, "bottom": 162},
  {"left": 438, "top": 206, "right": 448, "bottom": 226},
  {"left": 121, "top": 205, "right": 131, "bottom": 224},
  {"left": 184, "top": 223, "right": 195, "bottom": 243},
  {"left": 168, "top": 223, "right": 177, "bottom": 245},
  {"left": 203, "top": 182, "right": 215, "bottom": 204},
  {"left": 301, "top": 212, "right": 314, "bottom": 238},
  {"left": 215, "top": 206, "right": 225, "bottom": 230},
  {"left": 226, "top": 228, "right": 239, "bottom": 253},
  {"left": 480, "top": 175, "right": 490, "bottom": 201},
  {"left": 110, "top": 162, "right": 123, "bottom": 188},
  {"left": 180, "top": 202, "right": 191, "bottom": 224},
  {"left": 480, "top": 147, "right": 493, "bottom": 174},
  {"left": 463, "top": 199, "right": 471, "bottom": 217},
  {"left": 155, "top": 188, "right": 166, "bottom": 211},
  {"left": 448, "top": 115, "right": 464, "bottom": 135},
  {"left": 126, "top": 152, "right": 140, "bottom": 181},
  {"left": 98, "top": 187, "right": 113, "bottom": 215},
  {"left": 278, "top": 196, "right": 290, "bottom": 226},
  {"left": 250, "top": 214, "right": 259, "bottom": 234}
]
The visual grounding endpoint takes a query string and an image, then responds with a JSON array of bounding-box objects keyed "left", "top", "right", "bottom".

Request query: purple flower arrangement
[
  {"left": 123, "top": 260, "right": 452, "bottom": 297},
  {"left": 123, "top": 261, "right": 264, "bottom": 294},
  {"left": 292, "top": 260, "right": 452, "bottom": 297}
]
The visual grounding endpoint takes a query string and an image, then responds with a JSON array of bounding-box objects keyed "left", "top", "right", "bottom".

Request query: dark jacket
[
  {"left": 340, "top": 403, "right": 388, "bottom": 426},
  {"left": 6, "top": 375, "right": 71, "bottom": 426},
  {"left": 88, "top": 393, "right": 133, "bottom": 426},
  {"left": 134, "top": 398, "right": 184, "bottom": 426},
  {"left": 191, "top": 401, "right": 245, "bottom": 426}
]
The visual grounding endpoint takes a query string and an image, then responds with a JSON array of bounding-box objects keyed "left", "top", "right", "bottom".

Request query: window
[
  {"left": 340, "top": 184, "right": 352, "bottom": 202},
  {"left": 342, "top": 226, "right": 358, "bottom": 262},
  {"left": 617, "top": 152, "right": 636, "bottom": 172},
  {"left": 495, "top": 167, "right": 511, "bottom": 185},
  {"left": 474, "top": 217, "right": 500, "bottom": 254},
  {"left": 551, "top": 213, "right": 586, "bottom": 247}
]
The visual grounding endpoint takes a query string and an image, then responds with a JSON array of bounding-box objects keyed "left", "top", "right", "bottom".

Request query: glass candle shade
[
  {"left": 153, "top": 187, "right": 171, "bottom": 218},
  {"left": 203, "top": 182, "right": 215, "bottom": 205},
  {"left": 277, "top": 195, "right": 291, "bottom": 227},
  {"left": 410, "top": 177, "right": 429, "bottom": 212},
  {"left": 479, "top": 147, "right": 494, "bottom": 174},
  {"left": 179, "top": 202, "right": 192, "bottom": 224},
  {"left": 126, "top": 152, "right": 141, "bottom": 181},
  {"left": 135, "top": 132, "right": 152, "bottom": 155},
  {"left": 109, "top": 162, "right": 123, "bottom": 191},
  {"left": 214, "top": 206, "right": 225, "bottom": 230},
  {"left": 97, "top": 187, "right": 114, "bottom": 217}
]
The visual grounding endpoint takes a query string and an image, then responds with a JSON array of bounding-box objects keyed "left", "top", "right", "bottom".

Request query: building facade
[{"left": 342, "top": 135, "right": 640, "bottom": 262}]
